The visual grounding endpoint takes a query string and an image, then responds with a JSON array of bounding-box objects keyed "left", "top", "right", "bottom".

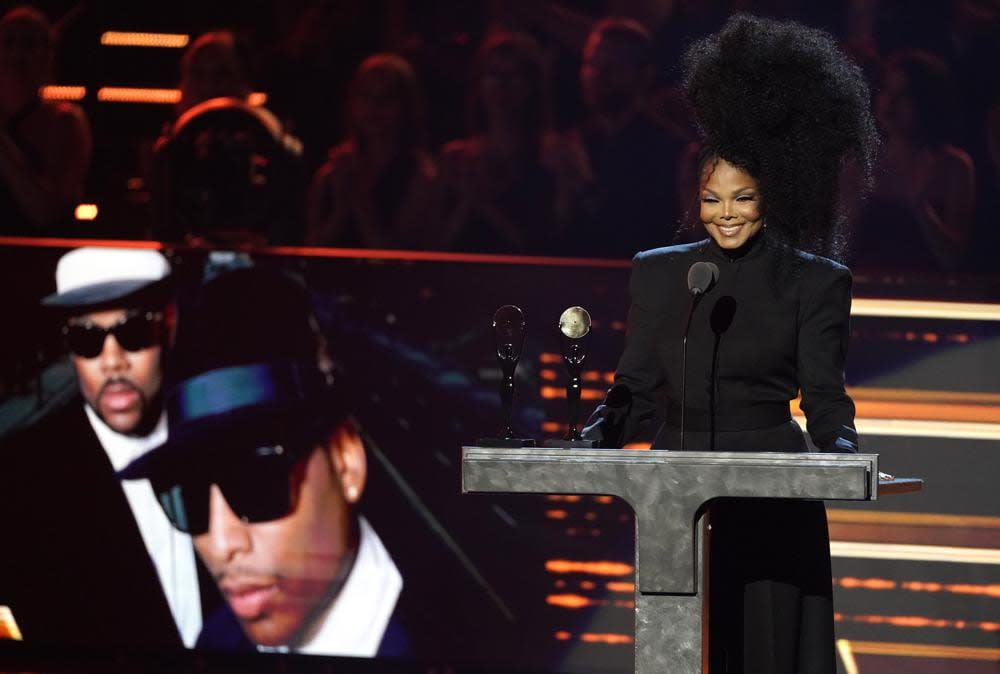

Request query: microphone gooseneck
[{"left": 680, "top": 262, "right": 719, "bottom": 451}]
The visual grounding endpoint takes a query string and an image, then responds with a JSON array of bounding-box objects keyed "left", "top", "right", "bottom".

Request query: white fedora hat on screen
[{"left": 41, "top": 247, "right": 172, "bottom": 310}]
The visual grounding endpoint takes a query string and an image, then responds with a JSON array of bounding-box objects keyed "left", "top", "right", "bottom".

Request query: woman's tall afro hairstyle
[{"left": 682, "top": 14, "right": 878, "bottom": 260}]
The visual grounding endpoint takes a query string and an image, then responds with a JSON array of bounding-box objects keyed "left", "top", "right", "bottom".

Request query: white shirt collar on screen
[
  {"left": 84, "top": 405, "right": 203, "bottom": 648},
  {"left": 293, "top": 516, "right": 403, "bottom": 657}
]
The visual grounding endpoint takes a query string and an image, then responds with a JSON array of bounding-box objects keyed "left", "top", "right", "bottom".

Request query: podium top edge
[{"left": 462, "top": 446, "right": 878, "bottom": 462}]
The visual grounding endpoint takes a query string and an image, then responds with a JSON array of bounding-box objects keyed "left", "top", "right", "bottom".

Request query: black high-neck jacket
[{"left": 588, "top": 232, "right": 858, "bottom": 452}]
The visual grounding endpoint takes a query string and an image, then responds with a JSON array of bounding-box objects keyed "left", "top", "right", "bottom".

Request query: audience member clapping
[
  {"left": 306, "top": 54, "right": 437, "bottom": 249},
  {"left": 434, "top": 32, "right": 590, "bottom": 254}
]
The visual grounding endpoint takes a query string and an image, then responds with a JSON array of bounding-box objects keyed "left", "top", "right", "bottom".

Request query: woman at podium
[{"left": 584, "top": 15, "right": 879, "bottom": 674}]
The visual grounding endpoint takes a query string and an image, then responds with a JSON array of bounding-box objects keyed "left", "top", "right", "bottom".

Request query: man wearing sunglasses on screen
[
  {"left": 51, "top": 249, "right": 171, "bottom": 437},
  {"left": 119, "top": 266, "right": 407, "bottom": 658},
  {"left": 0, "top": 247, "right": 203, "bottom": 649}
]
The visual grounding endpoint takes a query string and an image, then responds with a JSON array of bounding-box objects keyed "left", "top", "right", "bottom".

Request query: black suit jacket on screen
[{"left": 0, "top": 397, "right": 185, "bottom": 649}]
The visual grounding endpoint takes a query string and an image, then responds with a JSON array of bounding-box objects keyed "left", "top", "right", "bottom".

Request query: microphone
[
  {"left": 687, "top": 261, "right": 719, "bottom": 296},
  {"left": 680, "top": 261, "right": 719, "bottom": 451}
]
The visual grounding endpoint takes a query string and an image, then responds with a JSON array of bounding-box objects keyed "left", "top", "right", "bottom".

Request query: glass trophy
[{"left": 477, "top": 305, "right": 535, "bottom": 447}]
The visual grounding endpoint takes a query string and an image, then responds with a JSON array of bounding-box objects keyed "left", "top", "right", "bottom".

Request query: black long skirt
[{"left": 654, "top": 421, "right": 837, "bottom": 674}]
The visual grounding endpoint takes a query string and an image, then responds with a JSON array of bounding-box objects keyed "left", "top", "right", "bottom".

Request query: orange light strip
[
  {"left": 545, "top": 560, "right": 634, "bottom": 576},
  {"left": 830, "top": 541, "right": 1000, "bottom": 565},
  {"left": 8, "top": 236, "right": 1000, "bottom": 294},
  {"left": 97, "top": 87, "right": 181, "bottom": 104},
  {"left": 265, "top": 245, "right": 633, "bottom": 268},
  {"left": 902, "top": 581, "right": 1000, "bottom": 598},
  {"left": 853, "top": 298, "right": 1000, "bottom": 321},
  {"left": 581, "top": 633, "right": 633, "bottom": 645},
  {"left": 795, "top": 414, "right": 1000, "bottom": 440},
  {"left": 827, "top": 509, "right": 1000, "bottom": 529},
  {"left": 5, "top": 236, "right": 1000, "bottom": 296},
  {"left": 40, "top": 85, "right": 86, "bottom": 101},
  {"left": 839, "top": 613, "right": 999, "bottom": 633},
  {"left": 94, "top": 88, "right": 269, "bottom": 106},
  {"left": 546, "top": 593, "right": 605, "bottom": 609},
  {"left": 834, "top": 576, "right": 1000, "bottom": 598},
  {"left": 845, "top": 640, "right": 1000, "bottom": 660},
  {"left": 835, "top": 576, "right": 898, "bottom": 591},
  {"left": 791, "top": 392, "right": 1000, "bottom": 424},
  {"left": 854, "top": 400, "right": 1000, "bottom": 423},
  {"left": 606, "top": 581, "right": 636, "bottom": 593},
  {"left": 850, "top": 387, "right": 1000, "bottom": 405},
  {"left": 540, "top": 385, "right": 605, "bottom": 400},
  {"left": 0, "top": 236, "right": 161, "bottom": 250},
  {"left": 554, "top": 630, "right": 633, "bottom": 644},
  {"left": 100, "top": 31, "right": 190, "bottom": 48}
]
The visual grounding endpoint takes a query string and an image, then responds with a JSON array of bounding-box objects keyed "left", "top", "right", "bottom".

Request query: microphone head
[{"left": 687, "top": 261, "right": 720, "bottom": 296}]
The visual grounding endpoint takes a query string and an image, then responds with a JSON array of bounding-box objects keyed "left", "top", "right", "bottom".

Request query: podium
[{"left": 462, "top": 447, "right": 920, "bottom": 674}]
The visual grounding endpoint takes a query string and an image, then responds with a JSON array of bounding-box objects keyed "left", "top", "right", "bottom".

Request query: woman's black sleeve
[
  {"left": 583, "top": 253, "right": 666, "bottom": 447},
  {"left": 797, "top": 264, "right": 859, "bottom": 452}
]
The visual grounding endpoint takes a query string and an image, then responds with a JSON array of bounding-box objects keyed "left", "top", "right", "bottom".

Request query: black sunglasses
[
  {"left": 64, "top": 311, "right": 164, "bottom": 358},
  {"left": 151, "top": 442, "right": 314, "bottom": 535}
]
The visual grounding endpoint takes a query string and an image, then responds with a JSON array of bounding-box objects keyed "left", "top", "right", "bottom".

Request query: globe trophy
[{"left": 544, "top": 306, "right": 598, "bottom": 448}]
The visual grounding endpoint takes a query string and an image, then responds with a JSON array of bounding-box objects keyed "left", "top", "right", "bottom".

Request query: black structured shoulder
[
  {"left": 787, "top": 244, "right": 851, "bottom": 276},
  {"left": 634, "top": 239, "right": 708, "bottom": 266}
]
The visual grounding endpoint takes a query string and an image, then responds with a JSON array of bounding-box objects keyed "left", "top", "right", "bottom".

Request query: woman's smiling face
[{"left": 699, "top": 158, "right": 764, "bottom": 250}]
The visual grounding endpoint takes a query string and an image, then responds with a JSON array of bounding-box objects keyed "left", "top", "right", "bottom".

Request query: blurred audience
[
  {"left": 573, "top": 18, "right": 683, "bottom": 258},
  {"left": 975, "top": 101, "right": 1000, "bottom": 267},
  {"left": 261, "top": 1, "right": 385, "bottom": 173},
  {"left": 434, "top": 32, "right": 590, "bottom": 254},
  {"left": 0, "top": 1, "right": 995, "bottom": 273},
  {"left": 177, "top": 31, "right": 251, "bottom": 116},
  {"left": 306, "top": 54, "right": 437, "bottom": 249},
  {"left": 851, "top": 50, "right": 977, "bottom": 272},
  {"left": 151, "top": 31, "right": 304, "bottom": 247},
  {"left": 0, "top": 6, "right": 90, "bottom": 235}
]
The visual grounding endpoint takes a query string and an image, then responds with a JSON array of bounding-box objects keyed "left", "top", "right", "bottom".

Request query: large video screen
[{"left": 0, "top": 240, "right": 997, "bottom": 673}]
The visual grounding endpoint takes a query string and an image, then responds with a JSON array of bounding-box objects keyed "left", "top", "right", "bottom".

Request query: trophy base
[
  {"left": 544, "top": 438, "right": 599, "bottom": 448},
  {"left": 475, "top": 437, "right": 536, "bottom": 448}
]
